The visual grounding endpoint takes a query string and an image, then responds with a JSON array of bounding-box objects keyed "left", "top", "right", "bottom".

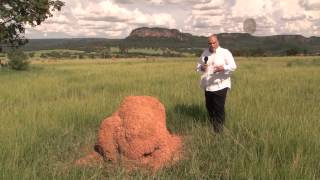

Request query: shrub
[
  {"left": 7, "top": 49, "right": 30, "bottom": 70},
  {"left": 28, "top": 52, "right": 35, "bottom": 58}
]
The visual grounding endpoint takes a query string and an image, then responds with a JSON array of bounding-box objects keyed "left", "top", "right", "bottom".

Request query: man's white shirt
[{"left": 196, "top": 46, "right": 237, "bottom": 91}]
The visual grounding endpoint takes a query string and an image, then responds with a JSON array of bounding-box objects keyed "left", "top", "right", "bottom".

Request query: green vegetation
[
  {"left": 7, "top": 49, "right": 29, "bottom": 70},
  {"left": 1, "top": 57, "right": 320, "bottom": 179},
  {"left": 0, "top": 0, "right": 64, "bottom": 45},
  {"left": 20, "top": 33, "right": 320, "bottom": 56},
  {"left": 25, "top": 48, "right": 191, "bottom": 60}
]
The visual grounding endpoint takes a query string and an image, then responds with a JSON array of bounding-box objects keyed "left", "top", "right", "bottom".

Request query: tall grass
[{"left": 1, "top": 57, "right": 319, "bottom": 179}]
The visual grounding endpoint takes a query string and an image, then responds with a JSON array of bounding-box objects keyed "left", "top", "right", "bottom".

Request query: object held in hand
[
  {"left": 201, "top": 56, "right": 209, "bottom": 72},
  {"left": 204, "top": 56, "right": 208, "bottom": 64}
]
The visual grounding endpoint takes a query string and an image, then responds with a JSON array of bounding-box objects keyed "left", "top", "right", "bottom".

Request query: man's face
[{"left": 208, "top": 37, "right": 219, "bottom": 52}]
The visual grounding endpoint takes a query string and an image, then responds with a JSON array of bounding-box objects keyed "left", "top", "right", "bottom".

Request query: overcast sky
[{"left": 25, "top": 0, "right": 320, "bottom": 39}]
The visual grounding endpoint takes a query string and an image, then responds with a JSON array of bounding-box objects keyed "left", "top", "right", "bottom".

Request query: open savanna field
[{"left": 1, "top": 56, "right": 320, "bottom": 179}]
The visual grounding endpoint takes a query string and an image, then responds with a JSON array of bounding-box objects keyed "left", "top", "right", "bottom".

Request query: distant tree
[
  {"left": 303, "top": 49, "right": 308, "bottom": 55},
  {"left": 0, "top": 0, "right": 64, "bottom": 46},
  {"left": 40, "top": 53, "right": 47, "bottom": 58},
  {"left": 46, "top": 51, "right": 61, "bottom": 58},
  {"left": 119, "top": 45, "right": 128, "bottom": 54},
  {"left": 78, "top": 53, "right": 84, "bottom": 59},
  {"left": 28, "top": 52, "right": 35, "bottom": 58},
  {"left": 286, "top": 48, "right": 299, "bottom": 56},
  {"left": 231, "top": 49, "right": 241, "bottom": 56},
  {"left": 194, "top": 49, "right": 203, "bottom": 57},
  {"left": 88, "top": 53, "right": 95, "bottom": 59},
  {"left": 7, "top": 49, "right": 29, "bottom": 70},
  {"left": 61, "top": 51, "right": 71, "bottom": 58},
  {"left": 99, "top": 47, "right": 111, "bottom": 58},
  {"left": 252, "top": 48, "right": 265, "bottom": 56},
  {"left": 163, "top": 48, "right": 173, "bottom": 56},
  {"left": 70, "top": 55, "right": 77, "bottom": 59}
]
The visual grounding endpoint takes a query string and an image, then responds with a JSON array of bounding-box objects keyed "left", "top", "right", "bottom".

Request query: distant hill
[
  {"left": 22, "top": 27, "right": 320, "bottom": 56},
  {"left": 128, "top": 27, "right": 193, "bottom": 40},
  {"left": 123, "top": 27, "right": 205, "bottom": 49}
]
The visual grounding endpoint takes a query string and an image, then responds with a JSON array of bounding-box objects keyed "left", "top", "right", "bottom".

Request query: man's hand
[
  {"left": 201, "top": 64, "right": 208, "bottom": 72},
  {"left": 214, "top": 65, "right": 224, "bottom": 73}
]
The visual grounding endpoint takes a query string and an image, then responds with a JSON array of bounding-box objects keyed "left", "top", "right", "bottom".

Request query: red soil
[{"left": 76, "top": 96, "right": 183, "bottom": 171}]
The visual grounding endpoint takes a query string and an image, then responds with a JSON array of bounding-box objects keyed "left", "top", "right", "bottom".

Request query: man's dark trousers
[{"left": 205, "top": 88, "right": 228, "bottom": 132}]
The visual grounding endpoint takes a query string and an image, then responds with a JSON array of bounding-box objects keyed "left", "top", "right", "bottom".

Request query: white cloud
[
  {"left": 30, "top": 0, "right": 176, "bottom": 38},
  {"left": 306, "top": 10, "right": 320, "bottom": 21},
  {"left": 26, "top": 0, "right": 320, "bottom": 38},
  {"left": 231, "top": 0, "right": 274, "bottom": 17},
  {"left": 193, "top": 0, "right": 225, "bottom": 10},
  {"left": 72, "top": 1, "right": 130, "bottom": 22},
  {"left": 145, "top": 0, "right": 209, "bottom": 5},
  {"left": 74, "top": 1, "right": 176, "bottom": 28},
  {"left": 183, "top": 0, "right": 230, "bottom": 36},
  {"left": 45, "top": 14, "right": 71, "bottom": 24},
  {"left": 300, "top": 0, "right": 320, "bottom": 10},
  {"left": 277, "top": 0, "right": 306, "bottom": 20}
]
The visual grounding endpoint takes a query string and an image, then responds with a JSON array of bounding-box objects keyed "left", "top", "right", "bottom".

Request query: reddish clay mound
[{"left": 76, "top": 96, "right": 183, "bottom": 171}]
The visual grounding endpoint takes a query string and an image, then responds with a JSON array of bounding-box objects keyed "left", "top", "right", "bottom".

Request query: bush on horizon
[{"left": 7, "top": 49, "right": 30, "bottom": 70}]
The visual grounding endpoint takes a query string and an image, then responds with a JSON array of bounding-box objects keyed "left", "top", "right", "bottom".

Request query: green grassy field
[{"left": 1, "top": 57, "right": 320, "bottom": 179}]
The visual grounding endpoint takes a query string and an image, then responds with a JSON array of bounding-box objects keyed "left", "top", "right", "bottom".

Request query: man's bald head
[
  {"left": 208, "top": 34, "right": 218, "bottom": 40},
  {"left": 208, "top": 34, "right": 219, "bottom": 52}
]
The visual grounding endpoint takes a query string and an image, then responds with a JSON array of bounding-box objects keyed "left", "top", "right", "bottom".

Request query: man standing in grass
[{"left": 196, "top": 34, "right": 237, "bottom": 133}]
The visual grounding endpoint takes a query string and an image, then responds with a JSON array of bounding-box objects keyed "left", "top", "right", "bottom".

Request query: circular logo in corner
[{"left": 243, "top": 18, "right": 256, "bottom": 34}]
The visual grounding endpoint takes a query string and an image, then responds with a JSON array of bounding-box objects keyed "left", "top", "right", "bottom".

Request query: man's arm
[
  {"left": 196, "top": 52, "right": 207, "bottom": 72},
  {"left": 222, "top": 49, "right": 237, "bottom": 74}
]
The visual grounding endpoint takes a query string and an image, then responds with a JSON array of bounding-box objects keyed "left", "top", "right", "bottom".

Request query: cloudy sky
[{"left": 26, "top": 0, "right": 320, "bottom": 39}]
